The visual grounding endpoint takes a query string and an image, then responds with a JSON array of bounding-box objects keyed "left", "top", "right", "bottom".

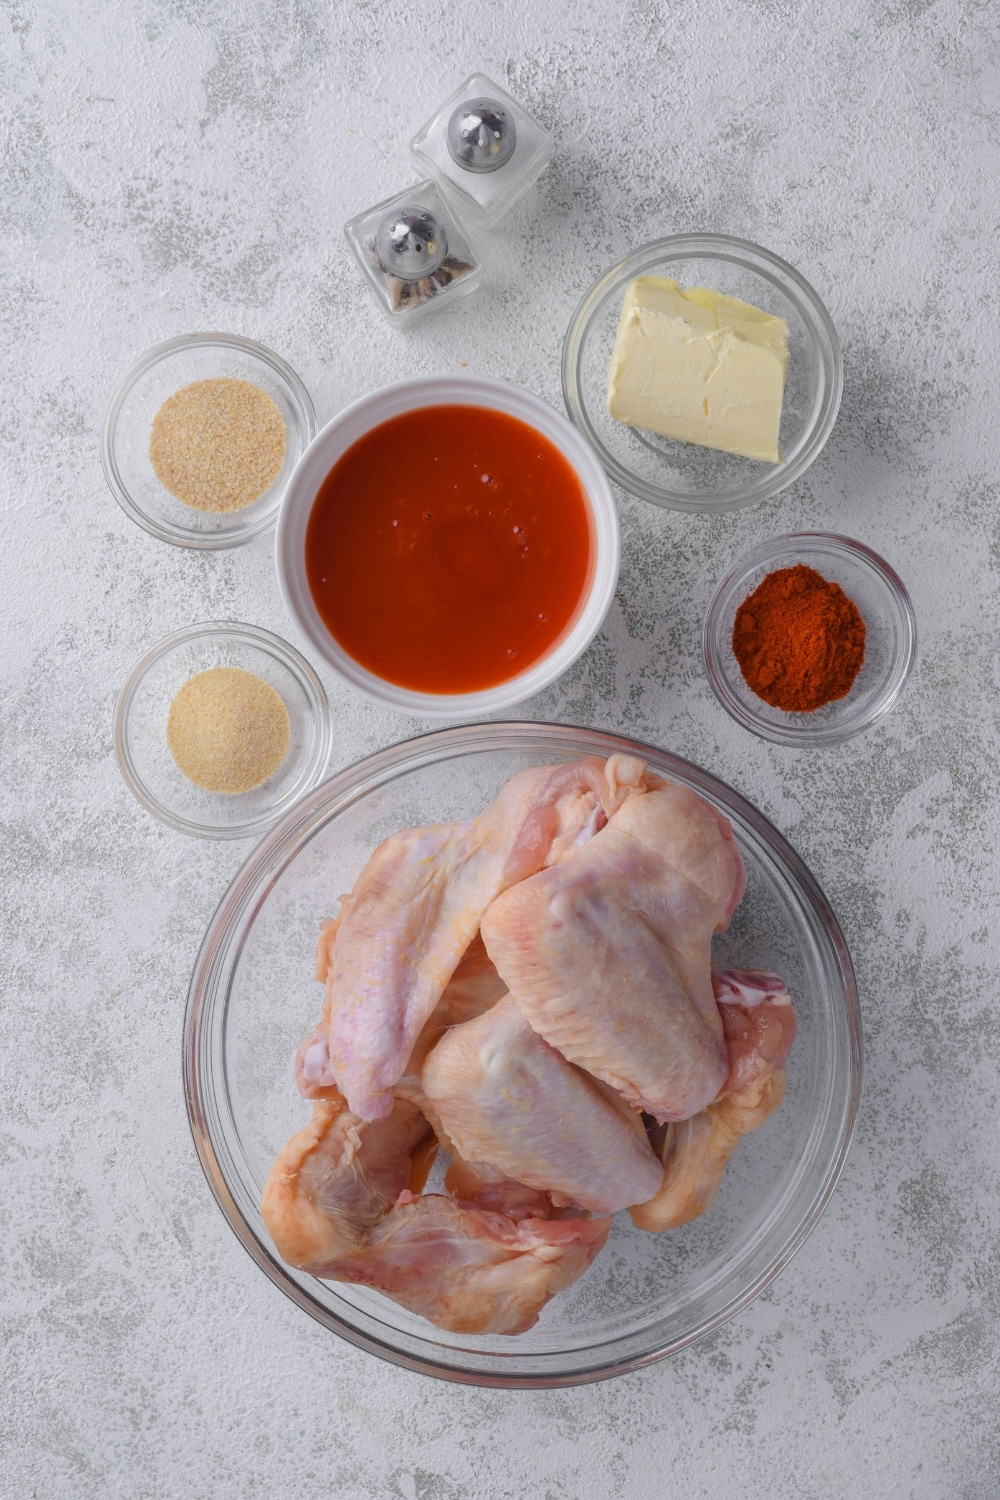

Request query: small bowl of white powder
[{"left": 114, "top": 621, "right": 332, "bottom": 839}]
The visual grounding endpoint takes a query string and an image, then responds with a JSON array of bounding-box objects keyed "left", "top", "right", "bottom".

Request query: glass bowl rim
[
  {"left": 561, "top": 232, "right": 844, "bottom": 514},
  {"left": 183, "top": 720, "right": 863, "bottom": 1386},
  {"left": 113, "top": 618, "right": 333, "bottom": 840},
  {"left": 100, "top": 331, "right": 317, "bottom": 551},
  {"left": 702, "top": 530, "right": 917, "bottom": 747}
]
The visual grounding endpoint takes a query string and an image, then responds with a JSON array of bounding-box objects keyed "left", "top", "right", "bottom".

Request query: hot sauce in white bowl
[
  {"left": 305, "top": 404, "right": 593, "bottom": 695},
  {"left": 276, "top": 374, "right": 620, "bottom": 719}
]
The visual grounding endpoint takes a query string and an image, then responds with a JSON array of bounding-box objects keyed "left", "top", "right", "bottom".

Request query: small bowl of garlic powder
[
  {"left": 114, "top": 622, "right": 332, "bottom": 838},
  {"left": 101, "top": 334, "right": 316, "bottom": 549}
]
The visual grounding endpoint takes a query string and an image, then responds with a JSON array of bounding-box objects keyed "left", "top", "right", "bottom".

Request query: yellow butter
[{"left": 606, "top": 277, "right": 789, "bottom": 463}]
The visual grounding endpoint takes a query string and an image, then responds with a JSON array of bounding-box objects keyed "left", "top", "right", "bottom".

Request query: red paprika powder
[{"left": 732, "top": 563, "right": 866, "bottom": 712}]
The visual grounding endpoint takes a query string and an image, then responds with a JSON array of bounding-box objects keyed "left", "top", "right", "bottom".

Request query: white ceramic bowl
[{"left": 275, "top": 375, "right": 620, "bottom": 718}]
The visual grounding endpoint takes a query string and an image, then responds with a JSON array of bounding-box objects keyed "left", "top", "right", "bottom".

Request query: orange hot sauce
[{"left": 305, "top": 405, "right": 594, "bottom": 694}]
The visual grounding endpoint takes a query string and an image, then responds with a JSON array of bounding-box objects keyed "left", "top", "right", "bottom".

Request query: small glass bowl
[
  {"left": 562, "top": 235, "right": 842, "bottom": 513},
  {"left": 703, "top": 533, "right": 916, "bottom": 747},
  {"left": 101, "top": 333, "right": 316, "bottom": 549},
  {"left": 114, "top": 621, "right": 332, "bottom": 839}
]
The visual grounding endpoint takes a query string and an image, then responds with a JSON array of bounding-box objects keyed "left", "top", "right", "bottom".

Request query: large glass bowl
[
  {"left": 184, "top": 723, "right": 861, "bottom": 1387},
  {"left": 562, "top": 235, "right": 842, "bottom": 513}
]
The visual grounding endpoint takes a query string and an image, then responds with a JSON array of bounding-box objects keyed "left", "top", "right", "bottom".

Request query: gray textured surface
[{"left": 2, "top": 0, "right": 998, "bottom": 1495}]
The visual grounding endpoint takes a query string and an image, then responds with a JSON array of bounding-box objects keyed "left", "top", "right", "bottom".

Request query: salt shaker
[
  {"left": 344, "top": 179, "right": 481, "bottom": 324},
  {"left": 410, "top": 73, "right": 553, "bottom": 228}
]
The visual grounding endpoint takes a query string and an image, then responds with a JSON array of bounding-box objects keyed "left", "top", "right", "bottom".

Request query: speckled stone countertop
[{"left": 3, "top": 1, "right": 998, "bottom": 1495}]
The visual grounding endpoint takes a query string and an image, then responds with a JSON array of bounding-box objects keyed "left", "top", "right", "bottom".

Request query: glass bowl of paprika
[{"left": 703, "top": 533, "right": 916, "bottom": 747}]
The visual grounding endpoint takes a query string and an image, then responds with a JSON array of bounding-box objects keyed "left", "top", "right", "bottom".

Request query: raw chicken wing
[
  {"left": 296, "top": 930, "right": 506, "bottom": 1104},
  {"left": 326, "top": 1196, "right": 611, "bottom": 1335},
  {"left": 261, "top": 1087, "right": 609, "bottom": 1335},
  {"left": 629, "top": 969, "right": 797, "bottom": 1231},
  {"left": 262, "top": 1094, "right": 434, "bottom": 1262},
  {"left": 482, "top": 783, "right": 745, "bottom": 1122},
  {"left": 423, "top": 995, "right": 663, "bottom": 1213},
  {"left": 326, "top": 755, "right": 648, "bottom": 1120}
]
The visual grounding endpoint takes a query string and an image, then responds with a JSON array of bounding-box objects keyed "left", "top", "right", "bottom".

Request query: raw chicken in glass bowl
[{"left": 184, "top": 723, "right": 861, "bottom": 1387}]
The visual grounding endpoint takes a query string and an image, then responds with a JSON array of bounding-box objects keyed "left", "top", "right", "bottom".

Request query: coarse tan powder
[
  {"left": 149, "top": 377, "right": 287, "bottom": 512},
  {"left": 167, "top": 668, "right": 291, "bottom": 793}
]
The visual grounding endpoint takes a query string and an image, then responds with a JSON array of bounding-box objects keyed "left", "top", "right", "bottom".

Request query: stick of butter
[{"left": 606, "top": 277, "right": 789, "bottom": 463}]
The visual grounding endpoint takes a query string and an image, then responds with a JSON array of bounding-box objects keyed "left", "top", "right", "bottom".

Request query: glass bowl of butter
[{"left": 562, "top": 234, "right": 842, "bottom": 514}]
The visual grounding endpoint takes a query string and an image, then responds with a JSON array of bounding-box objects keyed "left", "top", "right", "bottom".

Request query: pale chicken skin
[
  {"left": 481, "top": 783, "right": 746, "bottom": 1123},
  {"left": 262, "top": 1094, "right": 434, "bottom": 1262},
  {"left": 294, "top": 929, "right": 558, "bottom": 1224},
  {"left": 325, "top": 755, "right": 650, "bottom": 1121},
  {"left": 422, "top": 995, "right": 663, "bottom": 1214},
  {"left": 294, "top": 916, "right": 343, "bottom": 1101},
  {"left": 630, "top": 969, "right": 797, "bottom": 1232},
  {"left": 296, "top": 929, "right": 507, "bottom": 1104},
  {"left": 264, "top": 759, "right": 798, "bottom": 1336},
  {"left": 443, "top": 1157, "right": 556, "bottom": 1222},
  {"left": 261, "top": 1086, "right": 610, "bottom": 1335},
  {"left": 322, "top": 1197, "right": 610, "bottom": 1336}
]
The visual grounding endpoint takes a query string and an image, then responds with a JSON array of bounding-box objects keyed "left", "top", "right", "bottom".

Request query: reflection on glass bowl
[{"left": 185, "top": 722, "right": 861, "bottom": 1386}]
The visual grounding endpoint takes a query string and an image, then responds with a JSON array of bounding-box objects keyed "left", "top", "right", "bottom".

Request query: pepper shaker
[
  {"left": 344, "top": 179, "right": 481, "bottom": 324},
  {"left": 410, "top": 73, "right": 553, "bottom": 228}
]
